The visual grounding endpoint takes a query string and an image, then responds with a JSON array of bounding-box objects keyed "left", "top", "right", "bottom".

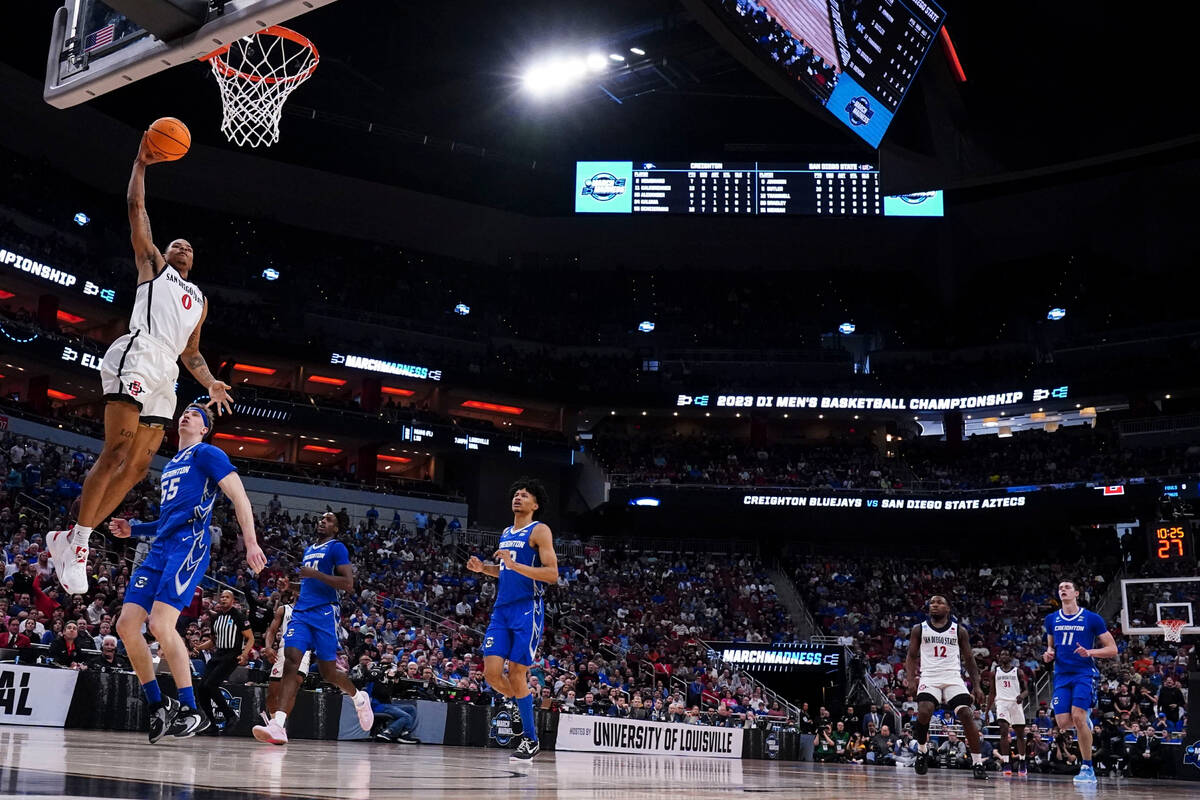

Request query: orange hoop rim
[{"left": 201, "top": 25, "right": 319, "bottom": 86}]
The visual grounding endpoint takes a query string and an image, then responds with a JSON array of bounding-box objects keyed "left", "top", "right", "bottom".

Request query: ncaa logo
[
  {"left": 491, "top": 710, "right": 517, "bottom": 747},
  {"left": 581, "top": 172, "right": 627, "bottom": 202},
  {"left": 1184, "top": 741, "right": 1200, "bottom": 768},
  {"left": 845, "top": 96, "right": 874, "bottom": 127}
]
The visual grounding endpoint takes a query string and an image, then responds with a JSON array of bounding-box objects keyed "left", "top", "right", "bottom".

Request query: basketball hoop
[
  {"left": 202, "top": 26, "right": 318, "bottom": 148},
  {"left": 1157, "top": 619, "right": 1187, "bottom": 643}
]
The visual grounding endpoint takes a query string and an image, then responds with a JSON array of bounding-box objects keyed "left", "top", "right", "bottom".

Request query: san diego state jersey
[
  {"left": 918, "top": 620, "right": 963, "bottom": 682},
  {"left": 129, "top": 263, "right": 204, "bottom": 354},
  {"left": 495, "top": 521, "right": 543, "bottom": 607}
]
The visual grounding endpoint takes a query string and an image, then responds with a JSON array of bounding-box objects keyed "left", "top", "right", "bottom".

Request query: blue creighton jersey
[
  {"left": 1045, "top": 608, "right": 1108, "bottom": 676},
  {"left": 295, "top": 539, "right": 351, "bottom": 613},
  {"left": 495, "top": 521, "right": 543, "bottom": 607},
  {"left": 156, "top": 443, "right": 235, "bottom": 539}
]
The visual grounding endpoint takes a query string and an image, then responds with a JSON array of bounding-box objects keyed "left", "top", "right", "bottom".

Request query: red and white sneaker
[
  {"left": 353, "top": 690, "right": 374, "bottom": 731},
  {"left": 252, "top": 719, "right": 288, "bottom": 745},
  {"left": 48, "top": 530, "right": 89, "bottom": 594}
]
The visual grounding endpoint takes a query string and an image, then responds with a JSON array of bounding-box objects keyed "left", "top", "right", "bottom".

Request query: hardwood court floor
[{"left": 0, "top": 728, "right": 1195, "bottom": 799}]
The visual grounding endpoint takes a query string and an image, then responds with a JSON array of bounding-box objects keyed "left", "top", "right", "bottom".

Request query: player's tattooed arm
[
  {"left": 127, "top": 137, "right": 166, "bottom": 282},
  {"left": 181, "top": 302, "right": 235, "bottom": 415}
]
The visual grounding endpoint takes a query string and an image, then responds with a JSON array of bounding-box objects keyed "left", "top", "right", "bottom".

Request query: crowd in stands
[
  {"left": 794, "top": 555, "right": 1193, "bottom": 777},
  {"left": 594, "top": 422, "right": 1200, "bottom": 491}
]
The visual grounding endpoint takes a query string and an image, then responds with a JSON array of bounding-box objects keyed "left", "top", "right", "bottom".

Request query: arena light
[
  {"left": 586, "top": 53, "right": 608, "bottom": 73},
  {"left": 609, "top": 53, "right": 625, "bottom": 62},
  {"left": 629, "top": 47, "right": 646, "bottom": 56},
  {"left": 56, "top": 310, "right": 86, "bottom": 324},
  {"left": 628, "top": 497, "right": 661, "bottom": 507},
  {"left": 838, "top": 322, "right": 856, "bottom": 334},
  {"left": 233, "top": 363, "right": 277, "bottom": 375},
  {"left": 73, "top": 212, "right": 90, "bottom": 226},
  {"left": 214, "top": 433, "right": 269, "bottom": 444},
  {"left": 377, "top": 454, "right": 412, "bottom": 464},
  {"left": 523, "top": 58, "right": 586, "bottom": 95},
  {"left": 47, "top": 389, "right": 76, "bottom": 400},
  {"left": 381, "top": 386, "right": 415, "bottom": 397},
  {"left": 638, "top": 320, "right": 655, "bottom": 333},
  {"left": 303, "top": 444, "right": 343, "bottom": 454},
  {"left": 0, "top": 290, "right": 16, "bottom": 299},
  {"left": 461, "top": 400, "right": 524, "bottom": 415},
  {"left": 307, "top": 374, "right": 346, "bottom": 386},
  {"left": 1047, "top": 307, "right": 1067, "bottom": 321}
]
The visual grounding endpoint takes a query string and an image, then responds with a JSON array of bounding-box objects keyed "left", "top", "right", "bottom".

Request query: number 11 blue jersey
[{"left": 1044, "top": 608, "right": 1107, "bottom": 677}]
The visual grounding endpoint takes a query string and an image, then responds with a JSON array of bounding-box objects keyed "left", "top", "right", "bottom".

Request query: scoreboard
[{"left": 576, "top": 161, "right": 943, "bottom": 217}]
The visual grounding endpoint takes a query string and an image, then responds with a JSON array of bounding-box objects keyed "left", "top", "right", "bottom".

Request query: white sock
[
  {"left": 972, "top": 752, "right": 982, "bottom": 765},
  {"left": 71, "top": 524, "right": 93, "bottom": 546},
  {"left": 272, "top": 711, "right": 287, "bottom": 727},
  {"left": 917, "top": 743, "right": 927, "bottom": 754},
  {"left": 1001, "top": 755, "right": 1010, "bottom": 763}
]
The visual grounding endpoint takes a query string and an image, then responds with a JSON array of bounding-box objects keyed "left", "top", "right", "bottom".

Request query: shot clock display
[{"left": 1146, "top": 521, "right": 1196, "bottom": 563}]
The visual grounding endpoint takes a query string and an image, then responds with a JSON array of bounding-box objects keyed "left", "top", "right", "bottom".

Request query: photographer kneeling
[{"left": 364, "top": 653, "right": 420, "bottom": 744}]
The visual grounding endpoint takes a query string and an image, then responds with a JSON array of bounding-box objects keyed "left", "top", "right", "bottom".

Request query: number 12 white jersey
[{"left": 919, "top": 620, "right": 963, "bottom": 682}]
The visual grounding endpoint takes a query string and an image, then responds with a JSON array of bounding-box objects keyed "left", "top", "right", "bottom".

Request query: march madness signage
[
  {"left": 0, "top": 665, "right": 79, "bottom": 727},
  {"left": 555, "top": 714, "right": 743, "bottom": 758}
]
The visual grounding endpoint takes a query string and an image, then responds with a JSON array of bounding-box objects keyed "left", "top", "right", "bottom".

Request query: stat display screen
[
  {"left": 711, "top": 0, "right": 948, "bottom": 147},
  {"left": 577, "top": 161, "right": 882, "bottom": 216}
]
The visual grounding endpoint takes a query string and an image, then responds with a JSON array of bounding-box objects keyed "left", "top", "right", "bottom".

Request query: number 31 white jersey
[{"left": 919, "top": 620, "right": 963, "bottom": 682}]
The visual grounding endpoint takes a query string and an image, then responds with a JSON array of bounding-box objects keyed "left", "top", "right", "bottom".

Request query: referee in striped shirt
[{"left": 197, "top": 590, "right": 253, "bottom": 732}]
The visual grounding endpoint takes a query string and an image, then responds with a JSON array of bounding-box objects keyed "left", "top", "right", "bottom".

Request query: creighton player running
[
  {"left": 466, "top": 478, "right": 560, "bottom": 762},
  {"left": 1043, "top": 579, "right": 1117, "bottom": 784},
  {"left": 905, "top": 595, "right": 988, "bottom": 780},
  {"left": 49, "top": 133, "right": 233, "bottom": 595},
  {"left": 109, "top": 404, "right": 266, "bottom": 742}
]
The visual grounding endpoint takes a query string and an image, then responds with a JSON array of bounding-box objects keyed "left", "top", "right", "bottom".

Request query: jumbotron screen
[
  {"left": 575, "top": 161, "right": 943, "bottom": 217},
  {"left": 711, "top": 0, "right": 948, "bottom": 147}
]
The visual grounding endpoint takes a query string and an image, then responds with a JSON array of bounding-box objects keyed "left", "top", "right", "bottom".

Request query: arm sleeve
[
  {"left": 129, "top": 519, "right": 160, "bottom": 539},
  {"left": 195, "top": 444, "right": 237, "bottom": 482}
]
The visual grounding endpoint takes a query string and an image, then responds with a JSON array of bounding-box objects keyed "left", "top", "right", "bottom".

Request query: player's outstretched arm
[
  {"left": 128, "top": 135, "right": 167, "bottom": 283},
  {"left": 182, "top": 302, "right": 235, "bottom": 416},
  {"left": 217, "top": 471, "right": 265, "bottom": 573}
]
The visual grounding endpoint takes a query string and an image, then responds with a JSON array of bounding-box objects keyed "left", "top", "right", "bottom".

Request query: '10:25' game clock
[{"left": 1146, "top": 521, "right": 1196, "bottom": 563}]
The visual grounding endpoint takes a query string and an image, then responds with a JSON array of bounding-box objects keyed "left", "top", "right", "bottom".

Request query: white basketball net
[
  {"left": 206, "top": 27, "right": 318, "bottom": 148},
  {"left": 1158, "top": 619, "right": 1186, "bottom": 642}
]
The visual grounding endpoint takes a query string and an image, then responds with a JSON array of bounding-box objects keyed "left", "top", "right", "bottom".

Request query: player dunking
[
  {"left": 262, "top": 579, "right": 312, "bottom": 717},
  {"left": 109, "top": 405, "right": 265, "bottom": 742},
  {"left": 251, "top": 512, "right": 373, "bottom": 744},
  {"left": 905, "top": 595, "right": 988, "bottom": 780},
  {"left": 1043, "top": 579, "right": 1118, "bottom": 784},
  {"left": 49, "top": 133, "right": 234, "bottom": 595},
  {"left": 985, "top": 647, "right": 1028, "bottom": 776},
  {"left": 466, "top": 478, "right": 560, "bottom": 762}
]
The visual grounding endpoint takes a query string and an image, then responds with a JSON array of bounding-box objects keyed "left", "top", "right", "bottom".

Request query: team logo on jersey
[
  {"left": 133, "top": 575, "right": 149, "bottom": 589},
  {"left": 128, "top": 380, "right": 144, "bottom": 396},
  {"left": 581, "top": 172, "right": 627, "bottom": 202},
  {"left": 484, "top": 636, "right": 495, "bottom": 649},
  {"left": 181, "top": 294, "right": 192, "bottom": 310},
  {"left": 286, "top": 627, "right": 295, "bottom": 638},
  {"left": 1184, "top": 741, "right": 1200, "bottom": 768},
  {"left": 845, "top": 96, "right": 874, "bottom": 127}
]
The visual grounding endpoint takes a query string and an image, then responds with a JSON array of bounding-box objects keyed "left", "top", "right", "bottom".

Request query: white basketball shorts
[
  {"left": 269, "top": 647, "right": 311, "bottom": 680},
  {"left": 100, "top": 331, "right": 180, "bottom": 425},
  {"left": 995, "top": 700, "right": 1026, "bottom": 725},
  {"left": 917, "top": 678, "right": 972, "bottom": 707}
]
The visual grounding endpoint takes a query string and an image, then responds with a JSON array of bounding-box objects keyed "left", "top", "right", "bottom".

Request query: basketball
[{"left": 145, "top": 117, "right": 191, "bottom": 161}]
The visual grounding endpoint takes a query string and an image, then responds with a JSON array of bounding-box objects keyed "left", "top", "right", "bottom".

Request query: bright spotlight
[
  {"left": 1047, "top": 307, "right": 1066, "bottom": 321},
  {"left": 454, "top": 303, "right": 470, "bottom": 316},
  {"left": 630, "top": 47, "right": 646, "bottom": 56},
  {"left": 73, "top": 212, "right": 90, "bottom": 226},
  {"left": 609, "top": 53, "right": 625, "bottom": 62},
  {"left": 586, "top": 53, "right": 608, "bottom": 72},
  {"left": 637, "top": 321, "right": 656, "bottom": 333},
  {"left": 838, "top": 322, "right": 856, "bottom": 334}
]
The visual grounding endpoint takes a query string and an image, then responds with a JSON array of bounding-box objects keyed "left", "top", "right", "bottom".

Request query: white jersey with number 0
[
  {"left": 129, "top": 264, "right": 205, "bottom": 354},
  {"left": 994, "top": 664, "right": 1021, "bottom": 702},
  {"left": 919, "top": 620, "right": 963, "bottom": 682}
]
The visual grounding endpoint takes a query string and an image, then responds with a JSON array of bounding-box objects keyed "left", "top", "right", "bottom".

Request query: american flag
[{"left": 83, "top": 23, "right": 115, "bottom": 53}]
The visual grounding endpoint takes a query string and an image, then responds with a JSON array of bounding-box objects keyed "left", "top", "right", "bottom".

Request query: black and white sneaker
[
  {"left": 510, "top": 736, "right": 540, "bottom": 761},
  {"left": 914, "top": 752, "right": 928, "bottom": 775},
  {"left": 973, "top": 763, "right": 988, "bottom": 781},
  {"left": 375, "top": 730, "right": 395, "bottom": 742},
  {"left": 169, "top": 707, "right": 211, "bottom": 739},
  {"left": 394, "top": 733, "right": 420, "bottom": 744},
  {"left": 149, "top": 697, "right": 181, "bottom": 744}
]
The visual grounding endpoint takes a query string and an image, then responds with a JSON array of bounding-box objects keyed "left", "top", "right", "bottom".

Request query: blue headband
[{"left": 187, "top": 404, "right": 211, "bottom": 430}]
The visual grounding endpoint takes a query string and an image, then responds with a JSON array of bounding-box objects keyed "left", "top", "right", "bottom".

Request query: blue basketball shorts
[
  {"left": 285, "top": 607, "right": 340, "bottom": 662},
  {"left": 482, "top": 599, "right": 544, "bottom": 666},
  {"left": 125, "top": 530, "right": 210, "bottom": 613},
  {"left": 1051, "top": 673, "right": 1097, "bottom": 715}
]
